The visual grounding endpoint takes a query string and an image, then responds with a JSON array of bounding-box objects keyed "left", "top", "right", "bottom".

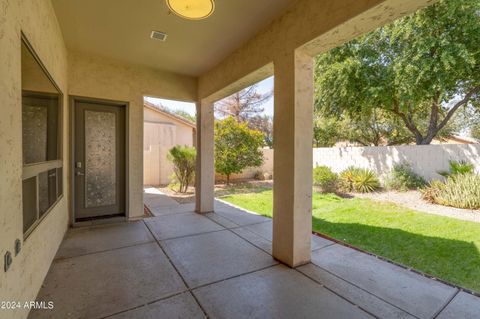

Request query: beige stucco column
[
  {"left": 195, "top": 100, "right": 215, "bottom": 213},
  {"left": 272, "top": 50, "right": 314, "bottom": 267}
]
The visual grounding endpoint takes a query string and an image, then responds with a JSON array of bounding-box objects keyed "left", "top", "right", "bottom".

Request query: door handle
[{"left": 76, "top": 172, "right": 85, "bottom": 176}]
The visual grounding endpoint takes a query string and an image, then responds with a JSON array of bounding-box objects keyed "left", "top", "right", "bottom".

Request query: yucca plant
[
  {"left": 422, "top": 174, "right": 480, "bottom": 209},
  {"left": 339, "top": 167, "right": 379, "bottom": 193},
  {"left": 438, "top": 160, "right": 474, "bottom": 178},
  {"left": 352, "top": 169, "right": 380, "bottom": 193},
  {"left": 433, "top": 174, "right": 480, "bottom": 209},
  {"left": 339, "top": 166, "right": 363, "bottom": 192}
]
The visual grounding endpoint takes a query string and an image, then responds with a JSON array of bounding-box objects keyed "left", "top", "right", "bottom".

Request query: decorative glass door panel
[
  {"left": 74, "top": 101, "right": 125, "bottom": 220},
  {"left": 85, "top": 110, "right": 117, "bottom": 208}
]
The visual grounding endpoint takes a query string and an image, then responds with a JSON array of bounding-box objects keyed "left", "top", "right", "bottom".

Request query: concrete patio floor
[{"left": 28, "top": 192, "right": 480, "bottom": 319}]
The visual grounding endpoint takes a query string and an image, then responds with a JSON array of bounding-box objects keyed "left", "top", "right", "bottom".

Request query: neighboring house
[
  {"left": 334, "top": 134, "right": 479, "bottom": 147},
  {"left": 144, "top": 101, "right": 196, "bottom": 186},
  {"left": 430, "top": 135, "right": 479, "bottom": 145}
]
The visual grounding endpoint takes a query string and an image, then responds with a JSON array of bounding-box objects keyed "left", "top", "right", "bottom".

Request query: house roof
[
  {"left": 448, "top": 135, "right": 479, "bottom": 144},
  {"left": 144, "top": 101, "right": 196, "bottom": 129}
]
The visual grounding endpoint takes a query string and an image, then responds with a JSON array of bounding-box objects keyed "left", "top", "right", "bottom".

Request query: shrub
[
  {"left": 422, "top": 174, "right": 480, "bottom": 209},
  {"left": 313, "top": 166, "right": 338, "bottom": 193},
  {"left": 438, "top": 160, "right": 474, "bottom": 178},
  {"left": 385, "top": 163, "right": 427, "bottom": 191},
  {"left": 254, "top": 170, "right": 265, "bottom": 181},
  {"left": 339, "top": 167, "right": 379, "bottom": 193},
  {"left": 167, "top": 145, "right": 196, "bottom": 193}
]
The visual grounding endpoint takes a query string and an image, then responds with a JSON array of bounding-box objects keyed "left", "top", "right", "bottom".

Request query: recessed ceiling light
[
  {"left": 150, "top": 30, "right": 168, "bottom": 41},
  {"left": 166, "top": 0, "right": 215, "bottom": 20}
]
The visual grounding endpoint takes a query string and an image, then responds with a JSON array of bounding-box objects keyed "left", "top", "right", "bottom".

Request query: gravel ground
[
  {"left": 157, "top": 180, "right": 274, "bottom": 204},
  {"left": 354, "top": 190, "right": 480, "bottom": 223}
]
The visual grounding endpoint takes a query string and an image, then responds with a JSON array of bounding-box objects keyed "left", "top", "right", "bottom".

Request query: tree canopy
[
  {"left": 249, "top": 115, "right": 274, "bottom": 148},
  {"left": 215, "top": 84, "right": 273, "bottom": 147},
  {"left": 315, "top": 0, "right": 480, "bottom": 145},
  {"left": 471, "top": 122, "right": 480, "bottom": 140},
  {"left": 214, "top": 117, "right": 264, "bottom": 184},
  {"left": 215, "top": 85, "right": 272, "bottom": 121},
  {"left": 170, "top": 109, "right": 196, "bottom": 124},
  {"left": 313, "top": 108, "right": 460, "bottom": 147}
]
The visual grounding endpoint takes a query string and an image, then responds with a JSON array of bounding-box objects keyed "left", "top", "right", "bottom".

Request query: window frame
[{"left": 21, "top": 33, "right": 64, "bottom": 239}]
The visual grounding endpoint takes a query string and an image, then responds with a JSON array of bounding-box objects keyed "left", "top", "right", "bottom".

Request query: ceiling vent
[{"left": 150, "top": 31, "right": 168, "bottom": 41}]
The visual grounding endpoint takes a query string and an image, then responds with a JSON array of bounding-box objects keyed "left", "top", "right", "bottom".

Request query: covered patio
[
  {"left": 29, "top": 193, "right": 477, "bottom": 318},
  {"left": 2, "top": 0, "right": 479, "bottom": 318}
]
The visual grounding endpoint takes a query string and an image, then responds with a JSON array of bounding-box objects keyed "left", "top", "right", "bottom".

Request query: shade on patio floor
[{"left": 29, "top": 193, "right": 480, "bottom": 319}]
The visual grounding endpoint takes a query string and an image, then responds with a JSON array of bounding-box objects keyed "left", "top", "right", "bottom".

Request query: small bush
[
  {"left": 438, "top": 160, "right": 474, "bottom": 178},
  {"left": 167, "top": 145, "right": 196, "bottom": 193},
  {"left": 313, "top": 166, "right": 338, "bottom": 193},
  {"left": 385, "top": 163, "right": 427, "bottom": 191},
  {"left": 339, "top": 167, "right": 379, "bottom": 193},
  {"left": 421, "top": 174, "right": 480, "bottom": 209},
  {"left": 254, "top": 170, "right": 264, "bottom": 180}
]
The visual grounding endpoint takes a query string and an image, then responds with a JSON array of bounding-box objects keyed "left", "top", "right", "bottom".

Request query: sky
[{"left": 145, "top": 76, "right": 274, "bottom": 117}]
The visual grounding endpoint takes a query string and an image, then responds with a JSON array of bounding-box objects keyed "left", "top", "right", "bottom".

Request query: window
[{"left": 21, "top": 36, "right": 63, "bottom": 237}]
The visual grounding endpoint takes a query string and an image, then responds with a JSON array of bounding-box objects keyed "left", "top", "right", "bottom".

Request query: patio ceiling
[{"left": 52, "top": 0, "right": 296, "bottom": 76}]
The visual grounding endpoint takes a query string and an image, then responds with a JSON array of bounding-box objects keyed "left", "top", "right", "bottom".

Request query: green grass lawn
[{"left": 220, "top": 189, "right": 480, "bottom": 293}]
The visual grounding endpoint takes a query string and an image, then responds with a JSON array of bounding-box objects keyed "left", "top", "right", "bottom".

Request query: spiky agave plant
[
  {"left": 352, "top": 169, "right": 380, "bottom": 193},
  {"left": 434, "top": 174, "right": 480, "bottom": 209},
  {"left": 339, "top": 166, "right": 363, "bottom": 192}
]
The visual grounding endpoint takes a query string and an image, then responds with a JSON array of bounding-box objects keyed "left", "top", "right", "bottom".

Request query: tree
[
  {"left": 170, "top": 109, "right": 196, "bottom": 124},
  {"left": 167, "top": 146, "right": 196, "bottom": 193},
  {"left": 314, "top": 110, "right": 416, "bottom": 147},
  {"left": 215, "top": 85, "right": 272, "bottom": 122},
  {"left": 215, "top": 84, "right": 274, "bottom": 148},
  {"left": 340, "top": 110, "right": 415, "bottom": 146},
  {"left": 249, "top": 115, "right": 273, "bottom": 148},
  {"left": 471, "top": 123, "right": 480, "bottom": 140},
  {"left": 214, "top": 117, "right": 264, "bottom": 184},
  {"left": 313, "top": 114, "right": 339, "bottom": 147},
  {"left": 315, "top": 0, "right": 480, "bottom": 145},
  {"left": 313, "top": 107, "right": 461, "bottom": 146}
]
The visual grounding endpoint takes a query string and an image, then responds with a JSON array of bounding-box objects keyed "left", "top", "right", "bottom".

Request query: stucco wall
[
  {"left": 144, "top": 108, "right": 194, "bottom": 147},
  {"left": 224, "top": 144, "right": 480, "bottom": 182},
  {"left": 67, "top": 51, "right": 197, "bottom": 219},
  {"left": 144, "top": 108, "right": 195, "bottom": 186},
  {"left": 219, "top": 148, "right": 274, "bottom": 181},
  {"left": 313, "top": 144, "right": 480, "bottom": 181},
  {"left": 0, "top": 1, "right": 69, "bottom": 318}
]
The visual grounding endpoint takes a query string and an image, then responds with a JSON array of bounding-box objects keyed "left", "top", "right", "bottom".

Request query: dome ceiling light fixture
[{"left": 166, "top": 0, "right": 215, "bottom": 20}]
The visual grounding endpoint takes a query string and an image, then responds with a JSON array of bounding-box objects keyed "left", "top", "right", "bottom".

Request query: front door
[{"left": 74, "top": 100, "right": 126, "bottom": 221}]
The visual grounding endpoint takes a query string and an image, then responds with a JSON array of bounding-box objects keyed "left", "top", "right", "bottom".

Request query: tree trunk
[
  {"left": 391, "top": 86, "right": 479, "bottom": 146},
  {"left": 226, "top": 175, "right": 230, "bottom": 186},
  {"left": 419, "top": 131, "right": 437, "bottom": 145}
]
